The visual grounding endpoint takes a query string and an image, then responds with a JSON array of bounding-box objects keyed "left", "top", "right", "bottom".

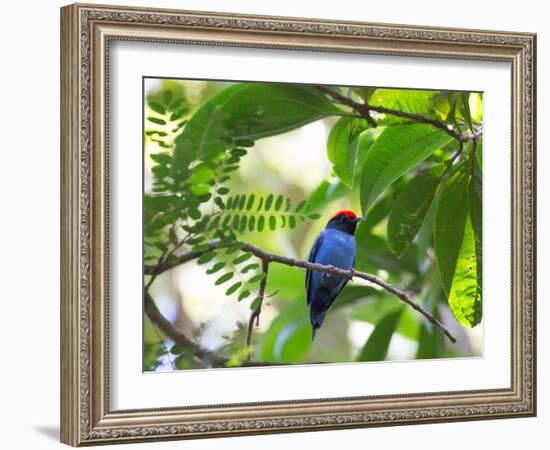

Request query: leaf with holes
[{"left": 434, "top": 164, "right": 481, "bottom": 327}]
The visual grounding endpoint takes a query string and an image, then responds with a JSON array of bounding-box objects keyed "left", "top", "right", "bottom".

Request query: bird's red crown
[{"left": 332, "top": 210, "right": 359, "bottom": 219}]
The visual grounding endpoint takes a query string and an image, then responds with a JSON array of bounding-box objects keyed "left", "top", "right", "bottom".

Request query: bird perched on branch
[{"left": 306, "top": 210, "right": 362, "bottom": 340}]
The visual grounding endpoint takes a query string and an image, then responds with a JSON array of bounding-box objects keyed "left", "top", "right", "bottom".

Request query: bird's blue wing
[{"left": 306, "top": 231, "right": 324, "bottom": 306}]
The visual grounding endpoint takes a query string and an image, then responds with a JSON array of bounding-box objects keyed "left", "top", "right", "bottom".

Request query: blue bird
[{"left": 306, "top": 210, "right": 362, "bottom": 340}]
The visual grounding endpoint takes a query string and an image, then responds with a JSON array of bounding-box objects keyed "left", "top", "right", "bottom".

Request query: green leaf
[
  {"left": 169, "top": 343, "right": 185, "bottom": 355},
  {"left": 470, "top": 161, "right": 483, "bottom": 312},
  {"left": 288, "top": 216, "right": 297, "bottom": 229},
  {"left": 214, "top": 197, "right": 225, "bottom": 210},
  {"left": 460, "top": 93, "right": 474, "bottom": 130},
  {"left": 416, "top": 322, "right": 444, "bottom": 359},
  {"left": 173, "top": 83, "right": 339, "bottom": 170},
  {"left": 257, "top": 215, "right": 265, "bottom": 232},
  {"left": 360, "top": 124, "right": 453, "bottom": 213},
  {"left": 247, "top": 215, "right": 256, "bottom": 232},
  {"left": 233, "top": 252, "right": 253, "bottom": 265},
  {"left": 239, "top": 215, "right": 248, "bottom": 232},
  {"left": 369, "top": 89, "right": 437, "bottom": 116},
  {"left": 206, "top": 262, "right": 225, "bottom": 274},
  {"left": 357, "top": 308, "right": 403, "bottom": 361},
  {"left": 225, "top": 242, "right": 244, "bottom": 255},
  {"left": 217, "top": 187, "right": 229, "bottom": 195},
  {"left": 147, "top": 117, "right": 167, "bottom": 125},
  {"left": 327, "top": 117, "right": 361, "bottom": 188},
  {"left": 273, "top": 320, "right": 311, "bottom": 362},
  {"left": 197, "top": 251, "right": 217, "bottom": 265},
  {"left": 353, "top": 87, "right": 375, "bottom": 103},
  {"left": 246, "top": 194, "right": 255, "bottom": 211},
  {"left": 223, "top": 165, "right": 239, "bottom": 173},
  {"left": 150, "top": 153, "right": 172, "bottom": 165},
  {"left": 308, "top": 213, "right": 320, "bottom": 220},
  {"left": 387, "top": 164, "right": 445, "bottom": 258},
  {"left": 231, "top": 215, "right": 240, "bottom": 230},
  {"left": 275, "top": 195, "right": 284, "bottom": 211},
  {"left": 170, "top": 111, "right": 185, "bottom": 121},
  {"left": 238, "top": 195, "right": 246, "bottom": 210},
  {"left": 238, "top": 290, "right": 251, "bottom": 301},
  {"left": 434, "top": 167, "right": 468, "bottom": 295},
  {"left": 250, "top": 297, "right": 262, "bottom": 311},
  {"left": 222, "top": 214, "right": 232, "bottom": 228},
  {"left": 448, "top": 211, "right": 481, "bottom": 327},
  {"left": 225, "top": 282, "right": 242, "bottom": 296},
  {"left": 235, "top": 139, "right": 255, "bottom": 147},
  {"left": 169, "top": 97, "right": 186, "bottom": 111},
  {"left": 256, "top": 197, "right": 264, "bottom": 211},
  {"left": 231, "top": 147, "right": 248, "bottom": 157},
  {"left": 295, "top": 200, "right": 306, "bottom": 213},
  {"left": 241, "top": 263, "right": 259, "bottom": 273},
  {"left": 148, "top": 100, "right": 166, "bottom": 115},
  {"left": 265, "top": 194, "right": 274, "bottom": 211},
  {"left": 269, "top": 215, "right": 276, "bottom": 231},
  {"left": 215, "top": 272, "right": 234, "bottom": 286},
  {"left": 248, "top": 272, "right": 267, "bottom": 284},
  {"left": 434, "top": 165, "right": 481, "bottom": 327}
]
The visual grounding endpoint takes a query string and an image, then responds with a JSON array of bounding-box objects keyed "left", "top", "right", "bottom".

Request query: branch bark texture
[{"left": 315, "top": 85, "right": 482, "bottom": 143}]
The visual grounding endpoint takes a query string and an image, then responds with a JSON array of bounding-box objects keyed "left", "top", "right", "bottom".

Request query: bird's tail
[
  {"left": 310, "top": 311, "right": 326, "bottom": 341},
  {"left": 311, "top": 325, "right": 318, "bottom": 341}
]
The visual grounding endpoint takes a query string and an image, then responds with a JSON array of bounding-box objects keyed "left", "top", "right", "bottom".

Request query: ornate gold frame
[{"left": 60, "top": 3, "right": 536, "bottom": 446}]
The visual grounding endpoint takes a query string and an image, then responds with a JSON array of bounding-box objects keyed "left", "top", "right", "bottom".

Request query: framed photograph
[{"left": 60, "top": 3, "right": 536, "bottom": 446}]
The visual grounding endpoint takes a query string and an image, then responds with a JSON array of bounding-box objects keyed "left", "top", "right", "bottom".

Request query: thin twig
[
  {"left": 246, "top": 259, "right": 270, "bottom": 353},
  {"left": 144, "top": 291, "right": 282, "bottom": 368},
  {"left": 146, "top": 240, "right": 457, "bottom": 344},
  {"left": 315, "top": 85, "right": 481, "bottom": 144}
]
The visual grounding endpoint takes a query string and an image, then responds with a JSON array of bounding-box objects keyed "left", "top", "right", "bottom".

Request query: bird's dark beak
[{"left": 353, "top": 216, "right": 364, "bottom": 223}]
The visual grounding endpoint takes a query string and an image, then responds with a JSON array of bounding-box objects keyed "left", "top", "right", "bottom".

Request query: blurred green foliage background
[{"left": 143, "top": 79, "right": 483, "bottom": 371}]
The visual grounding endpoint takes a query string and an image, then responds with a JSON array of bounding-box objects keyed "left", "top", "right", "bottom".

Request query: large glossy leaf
[
  {"left": 416, "top": 322, "right": 444, "bottom": 359},
  {"left": 357, "top": 308, "right": 403, "bottom": 361},
  {"left": 327, "top": 117, "right": 366, "bottom": 188},
  {"left": 360, "top": 124, "right": 453, "bottom": 214},
  {"left": 173, "top": 83, "right": 339, "bottom": 172},
  {"left": 448, "top": 211, "right": 481, "bottom": 327},
  {"left": 469, "top": 161, "right": 483, "bottom": 324},
  {"left": 172, "top": 85, "right": 238, "bottom": 172},
  {"left": 434, "top": 167, "right": 468, "bottom": 296},
  {"left": 273, "top": 319, "right": 311, "bottom": 362},
  {"left": 258, "top": 302, "right": 310, "bottom": 362},
  {"left": 370, "top": 89, "right": 437, "bottom": 116},
  {"left": 434, "top": 165, "right": 481, "bottom": 327},
  {"left": 387, "top": 164, "right": 445, "bottom": 258},
  {"left": 415, "top": 287, "right": 445, "bottom": 359}
]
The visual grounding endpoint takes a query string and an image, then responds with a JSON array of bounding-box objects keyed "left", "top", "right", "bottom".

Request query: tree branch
[
  {"left": 246, "top": 259, "right": 269, "bottom": 352},
  {"left": 145, "top": 240, "right": 457, "bottom": 344},
  {"left": 315, "top": 85, "right": 481, "bottom": 143},
  {"left": 144, "top": 291, "right": 284, "bottom": 368}
]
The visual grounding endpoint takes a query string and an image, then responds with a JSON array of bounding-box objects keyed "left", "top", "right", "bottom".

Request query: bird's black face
[{"left": 326, "top": 213, "right": 362, "bottom": 235}]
